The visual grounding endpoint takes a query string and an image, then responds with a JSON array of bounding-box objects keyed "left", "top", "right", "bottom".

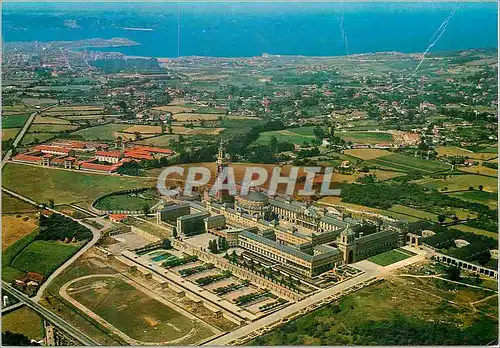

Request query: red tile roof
[
  {"left": 95, "top": 150, "right": 123, "bottom": 158},
  {"left": 109, "top": 213, "right": 128, "bottom": 222},
  {"left": 132, "top": 145, "right": 173, "bottom": 155},
  {"left": 34, "top": 145, "right": 72, "bottom": 154},
  {"left": 12, "top": 154, "right": 41, "bottom": 163},
  {"left": 81, "top": 162, "right": 115, "bottom": 172}
]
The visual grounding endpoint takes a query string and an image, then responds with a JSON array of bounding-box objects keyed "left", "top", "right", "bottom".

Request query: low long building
[{"left": 238, "top": 230, "right": 342, "bottom": 277}]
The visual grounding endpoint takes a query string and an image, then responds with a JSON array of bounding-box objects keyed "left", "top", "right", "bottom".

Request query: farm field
[
  {"left": 33, "top": 115, "right": 72, "bottom": 124},
  {"left": 459, "top": 164, "right": 498, "bottom": 177},
  {"left": 343, "top": 148, "right": 393, "bottom": 160},
  {"left": 2, "top": 163, "right": 155, "bottom": 208},
  {"left": 47, "top": 105, "right": 104, "bottom": 112},
  {"left": 250, "top": 276, "right": 498, "bottom": 345},
  {"left": 20, "top": 132, "right": 56, "bottom": 145},
  {"left": 70, "top": 124, "right": 130, "bottom": 141},
  {"left": 367, "top": 249, "right": 411, "bottom": 266},
  {"left": 2, "top": 193, "right": 37, "bottom": 214},
  {"left": 387, "top": 205, "right": 442, "bottom": 222},
  {"left": 170, "top": 126, "right": 224, "bottom": 135},
  {"left": 256, "top": 129, "right": 314, "bottom": 145},
  {"left": 173, "top": 113, "right": 221, "bottom": 121},
  {"left": 133, "top": 134, "right": 178, "bottom": 147},
  {"left": 2, "top": 128, "right": 21, "bottom": 141},
  {"left": 2, "top": 114, "right": 30, "bottom": 128},
  {"left": 415, "top": 174, "right": 498, "bottom": 193},
  {"left": 447, "top": 190, "right": 498, "bottom": 209},
  {"left": 28, "top": 124, "right": 79, "bottom": 133},
  {"left": 152, "top": 105, "right": 197, "bottom": 113},
  {"left": 2, "top": 214, "right": 38, "bottom": 251},
  {"left": 123, "top": 125, "right": 163, "bottom": 134},
  {"left": 11, "top": 240, "right": 81, "bottom": 276},
  {"left": 21, "top": 98, "right": 58, "bottom": 106},
  {"left": 338, "top": 131, "right": 394, "bottom": 144},
  {"left": 2, "top": 307, "right": 44, "bottom": 341},
  {"left": 450, "top": 224, "right": 498, "bottom": 239},
  {"left": 68, "top": 276, "right": 215, "bottom": 344},
  {"left": 2, "top": 104, "right": 31, "bottom": 115},
  {"left": 435, "top": 146, "right": 497, "bottom": 161},
  {"left": 366, "top": 153, "right": 451, "bottom": 173}
]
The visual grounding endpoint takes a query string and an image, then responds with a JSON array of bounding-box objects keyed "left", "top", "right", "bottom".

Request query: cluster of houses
[{"left": 12, "top": 140, "right": 174, "bottom": 174}]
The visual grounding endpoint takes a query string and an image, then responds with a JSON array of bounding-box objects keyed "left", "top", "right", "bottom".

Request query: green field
[
  {"left": 11, "top": 240, "right": 80, "bottom": 276},
  {"left": 28, "top": 124, "right": 79, "bottom": 133},
  {"left": 133, "top": 134, "right": 177, "bottom": 147},
  {"left": 2, "top": 307, "right": 44, "bottom": 340},
  {"left": 250, "top": 276, "right": 498, "bottom": 345},
  {"left": 447, "top": 190, "right": 498, "bottom": 209},
  {"left": 2, "top": 114, "right": 30, "bottom": 128},
  {"left": 388, "top": 205, "right": 442, "bottom": 222},
  {"left": 70, "top": 124, "right": 129, "bottom": 141},
  {"left": 2, "top": 193, "right": 37, "bottom": 214},
  {"left": 415, "top": 174, "right": 498, "bottom": 193},
  {"left": 94, "top": 190, "right": 159, "bottom": 211},
  {"left": 367, "top": 249, "right": 411, "bottom": 266},
  {"left": 69, "top": 276, "right": 214, "bottom": 344},
  {"left": 2, "top": 164, "right": 154, "bottom": 208},
  {"left": 20, "top": 133, "right": 57, "bottom": 145},
  {"left": 256, "top": 129, "right": 314, "bottom": 145},
  {"left": 450, "top": 224, "right": 498, "bottom": 240},
  {"left": 338, "top": 131, "right": 394, "bottom": 144},
  {"left": 366, "top": 153, "right": 451, "bottom": 173}
]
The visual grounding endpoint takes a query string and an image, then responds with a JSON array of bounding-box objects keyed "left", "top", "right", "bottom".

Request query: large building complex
[{"left": 154, "top": 141, "right": 404, "bottom": 277}]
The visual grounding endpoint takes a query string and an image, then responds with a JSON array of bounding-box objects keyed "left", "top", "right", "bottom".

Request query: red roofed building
[
  {"left": 12, "top": 154, "right": 42, "bottom": 164},
  {"left": 131, "top": 145, "right": 173, "bottom": 156},
  {"left": 109, "top": 214, "right": 128, "bottom": 223},
  {"left": 125, "top": 150, "right": 154, "bottom": 161},
  {"left": 95, "top": 150, "right": 123, "bottom": 164},
  {"left": 34, "top": 145, "right": 74, "bottom": 156}
]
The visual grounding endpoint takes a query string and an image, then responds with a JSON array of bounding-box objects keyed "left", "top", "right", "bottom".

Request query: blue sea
[{"left": 2, "top": 2, "right": 498, "bottom": 58}]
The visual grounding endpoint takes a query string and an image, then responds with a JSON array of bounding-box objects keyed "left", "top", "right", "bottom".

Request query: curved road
[{"left": 1, "top": 187, "right": 107, "bottom": 302}]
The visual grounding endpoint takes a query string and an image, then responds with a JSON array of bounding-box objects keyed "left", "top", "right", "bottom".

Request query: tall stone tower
[
  {"left": 337, "top": 225, "right": 357, "bottom": 264},
  {"left": 215, "top": 139, "right": 234, "bottom": 204}
]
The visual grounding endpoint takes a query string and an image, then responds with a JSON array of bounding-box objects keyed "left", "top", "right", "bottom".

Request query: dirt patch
[{"left": 2, "top": 214, "right": 38, "bottom": 250}]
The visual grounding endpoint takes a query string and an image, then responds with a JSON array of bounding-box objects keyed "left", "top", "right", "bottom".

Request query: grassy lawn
[
  {"left": 2, "top": 163, "right": 154, "bottom": 208},
  {"left": 11, "top": 240, "right": 81, "bottom": 276},
  {"left": 250, "top": 276, "right": 497, "bottom": 346},
  {"left": 388, "top": 205, "right": 442, "bottom": 222},
  {"left": 367, "top": 249, "right": 411, "bottom": 266},
  {"left": 415, "top": 175, "right": 498, "bottom": 193},
  {"left": 69, "top": 276, "right": 214, "bottom": 344},
  {"left": 338, "top": 131, "right": 394, "bottom": 144},
  {"left": 94, "top": 191, "right": 159, "bottom": 211},
  {"left": 368, "top": 153, "right": 451, "bottom": 173},
  {"left": 70, "top": 124, "right": 130, "bottom": 141},
  {"left": 2, "top": 307, "right": 44, "bottom": 340},
  {"left": 2, "top": 114, "right": 30, "bottom": 128}
]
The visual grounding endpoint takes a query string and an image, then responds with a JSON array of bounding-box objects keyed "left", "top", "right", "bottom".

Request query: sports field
[
  {"left": 68, "top": 276, "right": 214, "bottom": 344},
  {"left": 94, "top": 190, "right": 159, "bottom": 211},
  {"left": 11, "top": 240, "right": 80, "bottom": 276},
  {"left": 367, "top": 249, "right": 411, "bottom": 266},
  {"left": 2, "top": 163, "right": 154, "bottom": 208}
]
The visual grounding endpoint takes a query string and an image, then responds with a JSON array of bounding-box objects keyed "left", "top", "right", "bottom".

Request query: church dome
[{"left": 243, "top": 191, "right": 269, "bottom": 203}]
